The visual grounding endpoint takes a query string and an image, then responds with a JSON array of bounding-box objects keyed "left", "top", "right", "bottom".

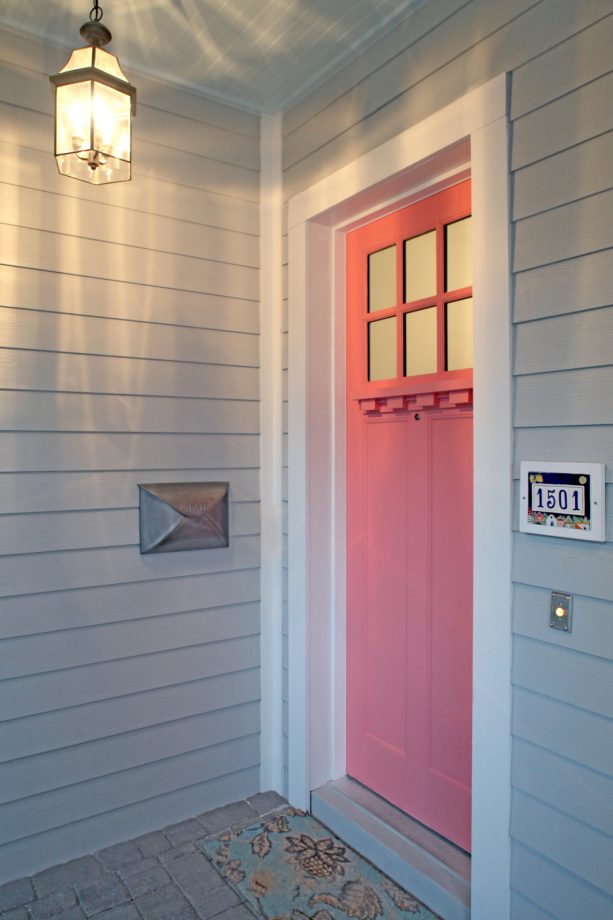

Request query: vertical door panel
[
  {"left": 362, "top": 417, "right": 409, "bottom": 753},
  {"left": 428, "top": 413, "right": 473, "bottom": 789}
]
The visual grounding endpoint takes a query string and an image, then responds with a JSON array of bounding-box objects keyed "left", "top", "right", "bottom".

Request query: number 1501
[{"left": 531, "top": 484, "right": 585, "bottom": 515}]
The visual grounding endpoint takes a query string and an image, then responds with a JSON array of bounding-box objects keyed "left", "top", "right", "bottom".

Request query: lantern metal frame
[{"left": 49, "top": 2, "right": 136, "bottom": 184}]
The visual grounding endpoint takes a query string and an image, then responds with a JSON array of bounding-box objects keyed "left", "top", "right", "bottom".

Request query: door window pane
[
  {"left": 368, "top": 245, "right": 396, "bottom": 312},
  {"left": 405, "top": 307, "right": 437, "bottom": 377},
  {"left": 445, "top": 217, "right": 472, "bottom": 292},
  {"left": 404, "top": 230, "right": 436, "bottom": 303},
  {"left": 369, "top": 317, "right": 396, "bottom": 381},
  {"left": 446, "top": 298, "right": 473, "bottom": 370}
]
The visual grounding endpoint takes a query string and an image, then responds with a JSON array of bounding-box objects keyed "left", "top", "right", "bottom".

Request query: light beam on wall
[{"left": 49, "top": 0, "right": 136, "bottom": 184}]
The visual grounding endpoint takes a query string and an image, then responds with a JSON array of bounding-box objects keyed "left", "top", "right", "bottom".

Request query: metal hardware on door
[{"left": 414, "top": 413, "right": 421, "bottom": 420}]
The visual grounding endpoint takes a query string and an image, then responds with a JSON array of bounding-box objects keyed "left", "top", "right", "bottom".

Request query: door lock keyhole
[{"left": 414, "top": 413, "right": 421, "bottom": 421}]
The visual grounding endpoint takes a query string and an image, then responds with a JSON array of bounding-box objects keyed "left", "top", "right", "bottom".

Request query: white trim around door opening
[{"left": 287, "top": 73, "right": 512, "bottom": 920}]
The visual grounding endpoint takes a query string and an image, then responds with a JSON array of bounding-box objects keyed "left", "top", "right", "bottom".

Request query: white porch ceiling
[{"left": 0, "top": 0, "right": 427, "bottom": 113}]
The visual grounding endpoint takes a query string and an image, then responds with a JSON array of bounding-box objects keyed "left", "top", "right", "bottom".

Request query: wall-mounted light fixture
[{"left": 49, "top": 1, "right": 136, "bottom": 184}]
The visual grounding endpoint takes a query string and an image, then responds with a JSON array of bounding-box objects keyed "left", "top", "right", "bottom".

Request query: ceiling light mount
[
  {"left": 80, "top": 2, "right": 112, "bottom": 49},
  {"left": 50, "top": 0, "right": 136, "bottom": 185}
]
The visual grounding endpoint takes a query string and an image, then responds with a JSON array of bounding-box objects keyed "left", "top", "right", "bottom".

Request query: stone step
[{"left": 311, "top": 776, "right": 471, "bottom": 920}]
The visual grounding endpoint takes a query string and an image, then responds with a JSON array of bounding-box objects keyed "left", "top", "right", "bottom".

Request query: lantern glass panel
[
  {"left": 56, "top": 80, "right": 92, "bottom": 156},
  {"left": 93, "top": 81, "right": 131, "bottom": 162}
]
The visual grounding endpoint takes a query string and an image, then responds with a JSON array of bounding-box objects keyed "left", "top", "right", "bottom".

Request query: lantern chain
[{"left": 89, "top": 1, "right": 103, "bottom": 22}]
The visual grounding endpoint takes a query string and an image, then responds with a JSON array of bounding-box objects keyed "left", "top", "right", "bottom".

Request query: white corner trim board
[
  {"left": 286, "top": 73, "right": 512, "bottom": 920},
  {"left": 259, "top": 112, "right": 284, "bottom": 794}
]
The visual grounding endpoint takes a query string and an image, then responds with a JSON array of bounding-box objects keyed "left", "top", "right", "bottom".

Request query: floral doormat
[{"left": 202, "top": 808, "right": 440, "bottom": 920}]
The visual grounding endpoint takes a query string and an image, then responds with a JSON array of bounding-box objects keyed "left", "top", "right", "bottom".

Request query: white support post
[
  {"left": 470, "top": 110, "right": 513, "bottom": 920},
  {"left": 259, "top": 112, "right": 284, "bottom": 793}
]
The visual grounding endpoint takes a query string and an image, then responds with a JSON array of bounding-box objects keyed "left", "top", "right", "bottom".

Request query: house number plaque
[
  {"left": 519, "top": 461, "right": 605, "bottom": 542},
  {"left": 139, "top": 482, "right": 229, "bottom": 553}
]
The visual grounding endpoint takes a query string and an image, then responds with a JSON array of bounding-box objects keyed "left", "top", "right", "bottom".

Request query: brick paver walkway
[{"left": 0, "top": 792, "right": 286, "bottom": 920}]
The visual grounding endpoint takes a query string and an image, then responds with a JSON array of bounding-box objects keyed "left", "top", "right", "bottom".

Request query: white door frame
[{"left": 287, "top": 74, "right": 513, "bottom": 920}]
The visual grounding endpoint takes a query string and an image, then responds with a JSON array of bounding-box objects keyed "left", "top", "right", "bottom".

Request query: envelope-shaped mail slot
[{"left": 139, "top": 482, "right": 229, "bottom": 554}]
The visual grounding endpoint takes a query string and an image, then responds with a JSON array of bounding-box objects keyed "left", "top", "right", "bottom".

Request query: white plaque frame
[{"left": 519, "top": 460, "right": 605, "bottom": 542}]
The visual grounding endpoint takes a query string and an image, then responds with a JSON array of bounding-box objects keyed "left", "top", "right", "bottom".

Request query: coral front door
[{"left": 346, "top": 181, "right": 473, "bottom": 851}]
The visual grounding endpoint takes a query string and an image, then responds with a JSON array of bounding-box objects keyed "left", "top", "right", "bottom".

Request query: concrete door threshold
[{"left": 311, "top": 776, "right": 470, "bottom": 920}]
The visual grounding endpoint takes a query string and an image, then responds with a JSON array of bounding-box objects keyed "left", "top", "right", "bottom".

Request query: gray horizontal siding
[
  {"left": 0, "top": 225, "right": 258, "bottom": 298},
  {"left": 511, "top": 893, "right": 558, "bottom": 920},
  {"left": 510, "top": 13, "right": 613, "bottom": 118},
  {"left": 0, "top": 350, "right": 259, "bottom": 401},
  {"left": 512, "top": 535, "right": 613, "bottom": 605},
  {"left": 514, "top": 427, "right": 613, "bottom": 482},
  {"left": 0, "top": 28, "right": 261, "bottom": 882},
  {"left": 513, "top": 187, "right": 613, "bottom": 273},
  {"left": 0, "top": 392, "right": 259, "bottom": 433},
  {"left": 0, "top": 633, "right": 260, "bottom": 724},
  {"left": 512, "top": 843, "right": 613, "bottom": 920},
  {"left": 514, "top": 305, "right": 613, "bottom": 374},
  {"left": 0, "top": 701, "right": 260, "bottom": 804},
  {"left": 0, "top": 737, "right": 260, "bottom": 844},
  {"left": 510, "top": 69, "right": 613, "bottom": 170},
  {"left": 0, "top": 433, "right": 259, "bottom": 472},
  {"left": 514, "top": 366, "right": 613, "bottom": 427},
  {"left": 0, "top": 181, "right": 260, "bottom": 266},
  {"left": 0, "top": 306, "right": 258, "bottom": 367},
  {"left": 0, "top": 535, "right": 259, "bottom": 599},
  {"left": 513, "top": 130, "right": 613, "bottom": 220},
  {"left": 0, "top": 468, "right": 260, "bottom": 515},
  {"left": 512, "top": 688, "right": 613, "bottom": 777},
  {"left": 514, "top": 248, "right": 613, "bottom": 323},
  {"left": 513, "top": 636, "right": 613, "bottom": 719},
  {"left": 512, "top": 791, "right": 613, "bottom": 895},
  {"left": 282, "top": 2, "right": 613, "bottom": 916},
  {"left": 0, "top": 766, "right": 259, "bottom": 887},
  {"left": 0, "top": 265, "right": 259, "bottom": 333},
  {"left": 0, "top": 503, "right": 260, "bottom": 556},
  {"left": 0, "top": 732, "right": 260, "bottom": 851},
  {"left": 0, "top": 669, "right": 261, "bottom": 763},
  {"left": 0, "top": 603, "right": 260, "bottom": 679},
  {"left": 0, "top": 569, "right": 260, "bottom": 640},
  {"left": 512, "top": 739, "right": 613, "bottom": 837}
]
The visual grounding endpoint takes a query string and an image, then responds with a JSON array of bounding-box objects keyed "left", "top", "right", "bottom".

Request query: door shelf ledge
[{"left": 358, "top": 388, "right": 472, "bottom": 415}]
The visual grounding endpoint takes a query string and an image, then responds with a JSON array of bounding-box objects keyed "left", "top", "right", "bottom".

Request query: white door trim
[{"left": 287, "top": 73, "right": 512, "bottom": 920}]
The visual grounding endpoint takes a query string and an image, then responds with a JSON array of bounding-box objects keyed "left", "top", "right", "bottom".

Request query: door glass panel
[
  {"left": 369, "top": 317, "right": 396, "bottom": 381},
  {"left": 368, "top": 245, "right": 396, "bottom": 312},
  {"left": 445, "top": 217, "right": 472, "bottom": 292},
  {"left": 405, "top": 307, "right": 437, "bottom": 377},
  {"left": 446, "top": 297, "right": 473, "bottom": 370},
  {"left": 404, "top": 230, "right": 436, "bottom": 303}
]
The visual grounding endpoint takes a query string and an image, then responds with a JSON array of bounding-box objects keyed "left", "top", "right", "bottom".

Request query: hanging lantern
[{"left": 49, "top": 1, "right": 136, "bottom": 184}]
